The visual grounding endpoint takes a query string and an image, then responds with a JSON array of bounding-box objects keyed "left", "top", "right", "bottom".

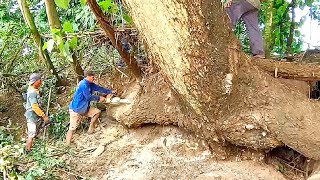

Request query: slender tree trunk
[
  {"left": 110, "top": 0, "right": 320, "bottom": 161},
  {"left": 264, "top": 0, "right": 274, "bottom": 58},
  {"left": 287, "top": 0, "right": 296, "bottom": 56},
  {"left": 87, "top": 0, "right": 141, "bottom": 80},
  {"left": 43, "top": 0, "right": 61, "bottom": 29},
  {"left": 44, "top": 0, "right": 84, "bottom": 81},
  {"left": 72, "top": 52, "right": 84, "bottom": 80},
  {"left": 0, "top": 40, "right": 8, "bottom": 59},
  {"left": 17, "top": 0, "right": 62, "bottom": 86},
  {"left": 6, "top": 36, "right": 28, "bottom": 72}
]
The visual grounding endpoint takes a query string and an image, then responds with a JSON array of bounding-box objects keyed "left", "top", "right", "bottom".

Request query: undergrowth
[
  {"left": 0, "top": 105, "right": 92, "bottom": 180},
  {"left": 0, "top": 126, "right": 66, "bottom": 179}
]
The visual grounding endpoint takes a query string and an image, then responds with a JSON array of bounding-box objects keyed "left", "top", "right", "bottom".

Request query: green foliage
[
  {"left": 48, "top": 108, "right": 69, "bottom": 140},
  {"left": 258, "top": 0, "right": 305, "bottom": 57},
  {"left": 0, "top": 118, "right": 67, "bottom": 179},
  {"left": 99, "top": 0, "right": 113, "bottom": 11},
  {"left": 80, "top": 0, "right": 87, "bottom": 6},
  {"left": 234, "top": 20, "right": 251, "bottom": 54},
  {"left": 43, "top": 39, "right": 55, "bottom": 52},
  {"left": 25, "top": 141, "right": 65, "bottom": 180},
  {"left": 38, "top": 77, "right": 58, "bottom": 108},
  {"left": 69, "top": 36, "right": 78, "bottom": 49},
  {"left": 43, "top": 21, "right": 79, "bottom": 61},
  {"left": 54, "top": 0, "right": 71, "bottom": 9},
  {"left": 63, "top": 21, "right": 74, "bottom": 33},
  {"left": 0, "top": 128, "right": 24, "bottom": 179}
]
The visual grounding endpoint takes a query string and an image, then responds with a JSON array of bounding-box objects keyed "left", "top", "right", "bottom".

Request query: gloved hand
[
  {"left": 43, "top": 115, "right": 50, "bottom": 123},
  {"left": 112, "top": 90, "right": 118, "bottom": 96},
  {"left": 105, "top": 94, "right": 113, "bottom": 103}
]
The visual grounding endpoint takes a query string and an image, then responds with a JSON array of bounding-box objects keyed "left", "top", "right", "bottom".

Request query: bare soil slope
[{"left": 66, "top": 113, "right": 287, "bottom": 180}]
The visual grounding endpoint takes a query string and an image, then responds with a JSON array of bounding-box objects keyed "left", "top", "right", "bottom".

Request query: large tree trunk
[
  {"left": 102, "top": 0, "right": 320, "bottom": 160},
  {"left": 44, "top": 0, "right": 84, "bottom": 81},
  {"left": 17, "top": 0, "right": 62, "bottom": 86}
]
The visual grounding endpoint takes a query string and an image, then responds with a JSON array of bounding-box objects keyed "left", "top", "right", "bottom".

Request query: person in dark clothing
[{"left": 225, "top": 0, "right": 265, "bottom": 58}]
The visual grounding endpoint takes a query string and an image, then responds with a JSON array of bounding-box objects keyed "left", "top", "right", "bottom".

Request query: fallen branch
[
  {"left": 253, "top": 59, "right": 320, "bottom": 81},
  {"left": 87, "top": 0, "right": 142, "bottom": 80}
]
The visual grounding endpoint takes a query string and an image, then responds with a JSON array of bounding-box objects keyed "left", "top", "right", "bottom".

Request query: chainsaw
[{"left": 105, "top": 96, "right": 131, "bottom": 105}]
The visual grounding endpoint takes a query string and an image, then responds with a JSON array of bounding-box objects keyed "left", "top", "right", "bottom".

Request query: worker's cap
[
  {"left": 84, "top": 70, "right": 95, "bottom": 77},
  {"left": 29, "top": 73, "right": 42, "bottom": 85}
]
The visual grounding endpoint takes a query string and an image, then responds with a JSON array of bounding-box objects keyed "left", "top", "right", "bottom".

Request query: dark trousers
[{"left": 227, "top": 0, "right": 265, "bottom": 56}]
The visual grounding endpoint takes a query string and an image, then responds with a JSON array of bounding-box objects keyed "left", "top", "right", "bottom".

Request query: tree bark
[
  {"left": 44, "top": 0, "right": 84, "bottom": 81},
  {"left": 43, "top": 0, "right": 61, "bottom": 29},
  {"left": 0, "top": 39, "right": 8, "bottom": 59},
  {"left": 17, "top": 0, "right": 62, "bottom": 86},
  {"left": 87, "top": 0, "right": 141, "bottom": 80},
  {"left": 106, "top": 0, "right": 320, "bottom": 160}
]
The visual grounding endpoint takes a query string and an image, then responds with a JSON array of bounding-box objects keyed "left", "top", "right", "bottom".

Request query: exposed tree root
[{"left": 253, "top": 59, "right": 320, "bottom": 81}]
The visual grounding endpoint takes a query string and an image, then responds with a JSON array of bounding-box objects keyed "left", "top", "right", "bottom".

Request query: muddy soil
[{"left": 63, "top": 112, "right": 293, "bottom": 180}]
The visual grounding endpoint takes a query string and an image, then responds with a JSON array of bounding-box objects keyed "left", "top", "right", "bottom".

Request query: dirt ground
[
  {"left": 0, "top": 77, "right": 307, "bottom": 180},
  {"left": 0, "top": 93, "right": 26, "bottom": 139},
  {"left": 62, "top": 111, "right": 298, "bottom": 180}
]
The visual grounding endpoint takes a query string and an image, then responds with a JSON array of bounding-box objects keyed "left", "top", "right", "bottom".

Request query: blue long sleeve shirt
[{"left": 69, "top": 79, "right": 112, "bottom": 114}]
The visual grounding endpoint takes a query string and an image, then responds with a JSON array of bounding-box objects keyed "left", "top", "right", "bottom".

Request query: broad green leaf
[
  {"left": 54, "top": 0, "right": 70, "bottom": 9},
  {"left": 110, "top": 4, "right": 118, "bottom": 13},
  {"left": 58, "top": 41, "right": 65, "bottom": 54},
  {"left": 42, "top": 39, "right": 55, "bottom": 52},
  {"left": 72, "top": 23, "right": 79, "bottom": 32},
  {"left": 69, "top": 36, "right": 78, "bottom": 49},
  {"left": 275, "top": 0, "right": 282, "bottom": 5},
  {"left": 63, "top": 21, "right": 74, "bottom": 33},
  {"left": 51, "top": 28, "right": 61, "bottom": 34},
  {"left": 42, "top": 42, "right": 48, "bottom": 51},
  {"left": 47, "top": 39, "right": 55, "bottom": 52},
  {"left": 80, "top": 0, "right": 87, "bottom": 6},
  {"left": 99, "top": 0, "right": 112, "bottom": 11},
  {"left": 123, "top": 14, "right": 133, "bottom": 25}
]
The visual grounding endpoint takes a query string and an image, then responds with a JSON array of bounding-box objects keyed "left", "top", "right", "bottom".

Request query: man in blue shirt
[{"left": 66, "top": 70, "right": 113, "bottom": 145}]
